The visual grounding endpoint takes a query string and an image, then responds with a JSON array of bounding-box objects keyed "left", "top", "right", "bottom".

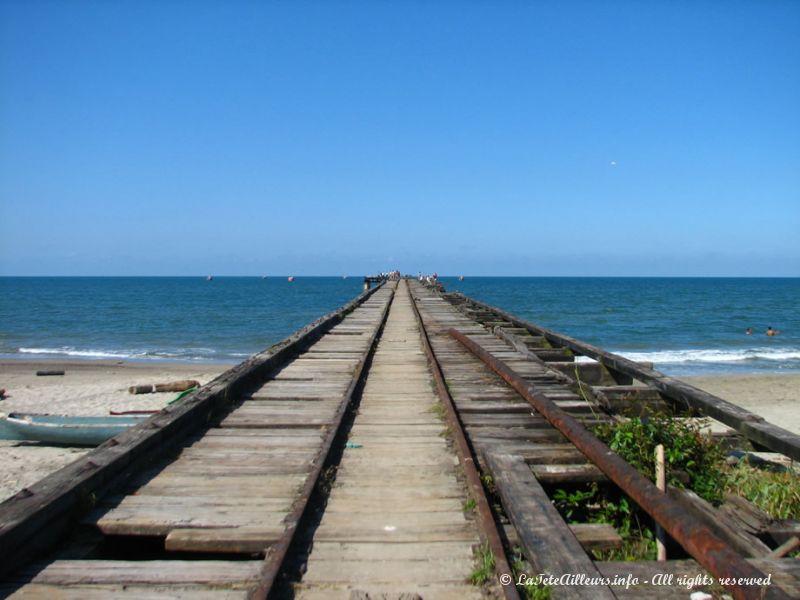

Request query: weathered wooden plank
[
  {"left": 312, "top": 523, "right": 478, "bottom": 543},
  {"left": 13, "top": 560, "right": 262, "bottom": 586},
  {"left": 92, "top": 506, "right": 288, "bottom": 536},
  {"left": 485, "top": 452, "right": 615, "bottom": 600},
  {"left": 569, "top": 523, "right": 624, "bottom": 550},
  {"left": 156, "top": 463, "right": 312, "bottom": 476},
  {"left": 2, "top": 584, "right": 247, "bottom": 599},
  {"left": 531, "top": 463, "right": 606, "bottom": 484},
  {"left": 594, "top": 385, "right": 674, "bottom": 416},
  {"left": 97, "top": 495, "right": 290, "bottom": 509},
  {"left": 165, "top": 527, "right": 284, "bottom": 554},
  {"left": 546, "top": 362, "right": 617, "bottom": 385},
  {"left": 597, "top": 558, "right": 796, "bottom": 598},
  {"left": 668, "top": 488, "right": 772, "bottom": 558},
  {"left": 301, "top": 557, "right": 472, "bottom": 584}
]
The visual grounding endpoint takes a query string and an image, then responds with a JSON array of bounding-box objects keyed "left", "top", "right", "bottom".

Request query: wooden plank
[
  {"left": 312, "top": 523, "right": 478, "bottom": 543},
  {"left": 96, "top": 495, "right": 290, "bottom": 509},
  {"left": 3, "top": 585, "right": 247, "bottom": 599},
  {"left": 569, "top": 523, "right": 623, "bottom": 550},
  {"left": 514, "top": 445, "right": 589, "bottom": 464},
  {"left": 485, "top": 452, "right": 615, "bottom": 600},
  {"left": 597, "top": 558, "right": 797, "bottom": 598},
  {"left": 92, "top": 506, "right": 288, "bottom": 536},
  {"left": 531, "top": 463, "right": 606, "bottom": 484},
  {"left": 165, "top": 527, "right": 284, "bottom": 553},
  {"left": 13, "top": 560, "right": 263, "bottom": 586},
  {"left": 156, "top": 463, "right": 312, "bottom": 476},
  {"left": 503, "top": 521, "right": 623, "bottom": 553},
  {"left": 667, "top": 488, "right": 772, "bottom": 558}
]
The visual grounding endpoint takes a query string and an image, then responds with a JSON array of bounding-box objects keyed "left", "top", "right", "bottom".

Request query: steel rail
[
  {"left": 407, "top": 284, "right": 521, "bottom": 600},
  {"left": 450, "top": 327, "right": 790, "bottom": 600},
  {"left": 248, "top": 284, "right": 396, "bottom": 600}
]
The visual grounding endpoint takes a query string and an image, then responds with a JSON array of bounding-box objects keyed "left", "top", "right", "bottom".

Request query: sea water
[
  {"left": 1, "top": 276, "right": 798, "bottom": 376},
  {"left": 440, "top": 277, "right": 799, "bottom": 376}
]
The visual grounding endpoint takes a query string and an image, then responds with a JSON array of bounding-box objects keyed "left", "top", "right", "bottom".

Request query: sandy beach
[
  {"left": 0, "top": 360, "right": 227, "bottom": 503},
  {"left": 684, "top": 373, "right": 800, "bottom": 435},
  {"left": 1, "top": 360, "right": 799, "bottom": 503}
]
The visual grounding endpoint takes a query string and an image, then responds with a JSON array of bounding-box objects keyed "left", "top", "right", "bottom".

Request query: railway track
[
  {"left": 409, "top": 279, "right": 799, "bottom": 600},
  {"left": 0, "top": 278, "right": 797, "bottom": 599}
]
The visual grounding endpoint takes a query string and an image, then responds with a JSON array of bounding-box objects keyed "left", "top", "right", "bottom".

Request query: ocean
[{"left": 1, "top": 277, "right": 798, "bottom": 376}]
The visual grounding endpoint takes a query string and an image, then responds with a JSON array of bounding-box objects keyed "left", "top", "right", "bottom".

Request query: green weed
[
  {"left": 725, "top": 462, "right": 800, "bottom": 519},
  {"left": 469, "top": 544, "right": 495, "bottom": 585},
  {"left": 511, "top": 547, "right": 552, "bottom": 599},
  {"left": 593, "top": 413, "right": 726, "bottom": 504}
]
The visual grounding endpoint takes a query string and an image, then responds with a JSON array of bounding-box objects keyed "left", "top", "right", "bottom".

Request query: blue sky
[{"left": 1, "top": 1, "right": 798, "bottom": 276}]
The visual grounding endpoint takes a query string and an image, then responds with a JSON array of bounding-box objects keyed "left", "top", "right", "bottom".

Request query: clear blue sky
[{"left": 1, "top": 1, "right": 798, "bottom": 276}]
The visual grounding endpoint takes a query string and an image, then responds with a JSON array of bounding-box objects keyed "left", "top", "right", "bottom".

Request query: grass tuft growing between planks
[
  {"left": 511, "top": 547, "right": 552, "bottom": 599},
  {"left": 469, "top": 544, "right": 495, "bottom": 585}
]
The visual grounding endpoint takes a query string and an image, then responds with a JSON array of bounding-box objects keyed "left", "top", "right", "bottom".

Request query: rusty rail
[
  {"left": 408, "top": 288, "right": 521, "bottom": 600},
  {"left": 450, "top": 327, "right": 789, "bottom": 600}
]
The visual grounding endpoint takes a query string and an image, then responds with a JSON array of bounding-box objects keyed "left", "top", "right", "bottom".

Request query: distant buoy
[{"left": 288, "top": 276, "right": 295, "bottom": 282}]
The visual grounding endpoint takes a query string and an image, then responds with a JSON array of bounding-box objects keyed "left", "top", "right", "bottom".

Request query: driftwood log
[{"left": 128, "top": 380, "right": 199, "bottom": 395}]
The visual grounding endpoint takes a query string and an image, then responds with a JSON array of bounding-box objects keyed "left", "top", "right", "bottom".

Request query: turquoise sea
[{"left": 1, "top": 277, "right": 798, "bottom": 376}]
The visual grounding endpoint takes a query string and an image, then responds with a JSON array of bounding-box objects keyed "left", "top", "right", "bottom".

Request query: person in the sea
[
  {"left": 745, "top": 327, "right": 752, "bottom": 335},
  {"left": 767, "top": 326, "right": 780, "bottom": 337}
]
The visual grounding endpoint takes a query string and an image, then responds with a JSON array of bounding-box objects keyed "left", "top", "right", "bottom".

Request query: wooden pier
[{"left": 1, "top": 278, "right": 798, "bottom": 599}]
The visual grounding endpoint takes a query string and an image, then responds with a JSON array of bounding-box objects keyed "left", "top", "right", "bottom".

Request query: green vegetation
[
  {"left": 725, "top": 462, "right": 800, "bottom": 519},
  {"left": 551, "top": 482, "right": 657, "bottom": 561},
  {"left": 428, "top": 403, "right": 446, "bottom": 420},
  {"left": 469, "top": 544, "right": 495, "bottom": 585},
  {"left": 549, "top": 412, "right": 799, "bottom": 560},
  {"left": 463, "top": 497, "right": 477, "bottom": 512},
  {"left": 511, "top": 547, "right": 552, "bottom": 599},
  {"left": 551, "top": 413, "right": 727, "bottom": 560},
  {"left": 593, "top": 414, "right": 726, "bottom": 504}
]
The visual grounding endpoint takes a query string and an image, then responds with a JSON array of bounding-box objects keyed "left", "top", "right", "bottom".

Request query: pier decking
[
  {"left": 1, "top": 278, "right": 798, "bottom": 599},
  {"left": 297, "top": 281, "right": 483, "bottom": 599}
]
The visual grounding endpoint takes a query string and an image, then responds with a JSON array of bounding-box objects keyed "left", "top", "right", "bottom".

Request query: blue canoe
[{"left": 0, "top": 412, "right": 149, "bottom": 446}]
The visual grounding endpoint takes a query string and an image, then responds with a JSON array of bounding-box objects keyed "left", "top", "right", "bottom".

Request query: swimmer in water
[{"left": 767, "top": 326, "right": 779, "bottom": 337}]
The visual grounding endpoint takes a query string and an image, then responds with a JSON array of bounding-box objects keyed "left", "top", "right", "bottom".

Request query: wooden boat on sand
[{"left": 0, "top": 413, "right": 148, "bottom": 446}]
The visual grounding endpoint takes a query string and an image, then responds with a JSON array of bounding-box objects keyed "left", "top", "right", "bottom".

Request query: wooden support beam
[
  {"left": 484, "top": 452, "right": 616, "bottom": 600},
  {"left": 667, "top": 488, "right": 772, "bottom": 558}
]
